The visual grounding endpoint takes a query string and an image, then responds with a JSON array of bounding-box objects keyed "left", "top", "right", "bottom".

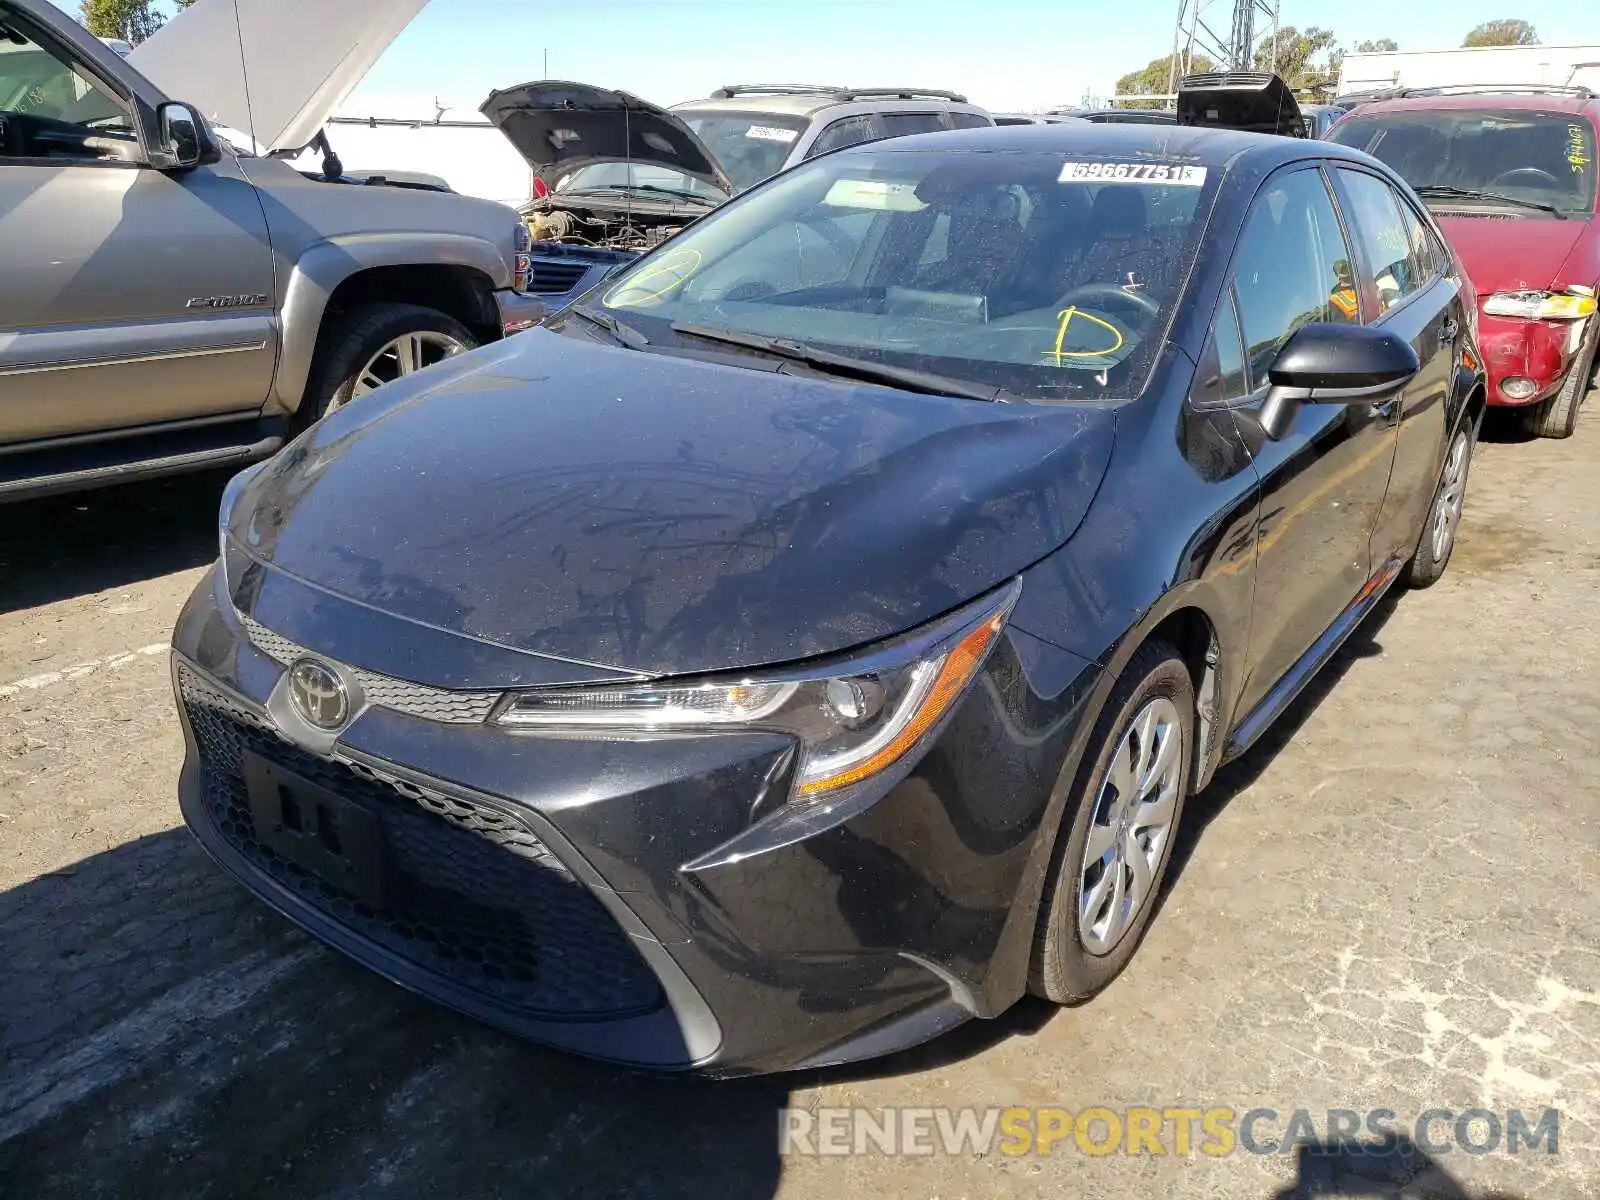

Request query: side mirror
[
  {"left": 1255, "top": 323, "right": 1421, "bottom": 440},
  {"left": 150, "top": 102, "right": 207, "bottom": 171}
]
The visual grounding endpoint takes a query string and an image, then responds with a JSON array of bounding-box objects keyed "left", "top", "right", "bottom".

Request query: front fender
[{"left": 272, "top": 233, "right": 511, "bottom": 413}]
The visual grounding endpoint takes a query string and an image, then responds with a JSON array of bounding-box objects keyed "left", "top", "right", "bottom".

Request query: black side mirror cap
[{"left": 1255, "top": 323, "right": 1421, "bottom": 441}]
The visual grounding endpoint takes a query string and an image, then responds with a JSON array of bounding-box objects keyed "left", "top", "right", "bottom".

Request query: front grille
[
  {"left": 178, "top": 664, "right": 664, "bottom": 1021},
  {"left": 529, "top": 258, "right": 591, "bottom": 294},
  {"left": 239, "top": 614, "right": 500, "bottom": 726}
]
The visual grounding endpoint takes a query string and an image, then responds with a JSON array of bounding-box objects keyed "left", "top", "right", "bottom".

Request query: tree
[
  {"left": 1354, "top": 38, "right": 1399, "bottom": 53},
  {"left": 80, "top": 0, "right": 194, "bottom": 43},
  {"left": 1115, "top": 52, "right": 1213, "bottom": 110},
  {"left": 1462, "top": 19, "right": 1537, "bottom": 47},
  {"left": 80, "top": 0, "right": 164, "bottom": 42},
  {"left": 1255, "top": 26, "right": 1343, "bottom": 96}
]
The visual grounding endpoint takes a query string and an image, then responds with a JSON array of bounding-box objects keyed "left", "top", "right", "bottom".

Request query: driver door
[
  {"left": 1229, "top": 165, "right": 1401, "bottom": 717},
  {"left": 0, "top": 5, "right": 276, "bottom": 444}
]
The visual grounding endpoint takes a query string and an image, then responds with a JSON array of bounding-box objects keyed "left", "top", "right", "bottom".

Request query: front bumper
[
  {"left": 172, "top": 565, "right": 1098, "bottom": 1075},
  {"left": 1479, "top": 312, "right": 1589, "bottom": 406},
  {"left": 492, "top": 287, "right": 549, "bottom": 336}
]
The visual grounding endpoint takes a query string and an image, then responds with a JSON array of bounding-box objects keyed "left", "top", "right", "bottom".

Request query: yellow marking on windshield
[
  {"left": 1568, "top": 124, "right": 1591, "bottom": 175},
  {"left": 1049, "top": 305, "right": 1125, "bottom": 366},
  {"left": 603, "top": 247, "right": 704, "bottom": 309}
]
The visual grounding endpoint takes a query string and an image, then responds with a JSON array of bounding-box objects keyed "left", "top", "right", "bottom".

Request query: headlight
[
  {"left": 493, "top": 580, "right": 1021, "bottom": 800},
  {"left": 1481, "top": 290, "right": 1598, "bottom": 320},
  {"left": 512, "top": 222, "right": 533, "bottom": 290}
]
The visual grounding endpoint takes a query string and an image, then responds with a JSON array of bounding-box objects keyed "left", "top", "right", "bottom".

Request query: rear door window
[
  {"left": 1232, "top": 168, "right": 1360, "bottom": 382},
  {"left": 1335, "top": 168, "right": 1428, "bottom": 314},
  {"left": 878, "top": 112, "right": 947, "bottom": 138},
  {"left": 944, "top": 111, "right": 992, "bottom": 130},
  {"left": 805, "top": 114, "right": 879, "bottom": 158}
]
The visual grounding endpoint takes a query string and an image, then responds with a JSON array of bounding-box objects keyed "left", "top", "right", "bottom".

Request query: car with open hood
[
  {"left": 1176, "top": 71, "right": 1306, "bottom": 138},
  {"left": 488, "top": 81, "right": 993, "bottom": 305},
  {"left": 173, "top": 120, "right": 1485, "bottom": 1075},
  {"left": 0, "top": 0, "right": 542, "bottom": 502},
  {"left": 1328, "top": 85, "right": 1600, "bottom": 436}
]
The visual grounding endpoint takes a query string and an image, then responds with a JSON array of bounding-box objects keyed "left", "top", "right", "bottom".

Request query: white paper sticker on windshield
[
  {"left": 822, "top": 179, "right": 927, "bottom": 211},
  {"left": 1059, "top": 161, "right": 1207, "bottom": 185},
  {"left": 747, "top": 124, "right": 800, "bottom": 143}
]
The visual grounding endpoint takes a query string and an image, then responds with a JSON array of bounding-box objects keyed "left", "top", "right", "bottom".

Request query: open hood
[
  {"left": 481, "top": 80, "right": 733, "bottom": 195},
  {"left": 129, "top": 0, "right": 427, "bottom": 155},
  {"left": 1177, "top": 71, "right": 1305, "bottom": 137}
]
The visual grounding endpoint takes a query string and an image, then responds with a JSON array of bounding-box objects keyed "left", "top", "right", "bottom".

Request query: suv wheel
[{"left": 299, "top": 303, "right": 477, "bottom": 428}]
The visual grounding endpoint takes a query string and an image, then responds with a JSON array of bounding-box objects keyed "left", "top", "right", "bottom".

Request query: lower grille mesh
[{"left": 178, "top": 665, "right": 663, "bottom": 1021}]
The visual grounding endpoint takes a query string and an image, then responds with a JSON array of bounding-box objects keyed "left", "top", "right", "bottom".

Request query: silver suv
[
  {"left": 671, "top": 85, "right": 994, "bottom": 192},
  {"left": 0, "top": 0, "right": 542, "bottom": 502}
]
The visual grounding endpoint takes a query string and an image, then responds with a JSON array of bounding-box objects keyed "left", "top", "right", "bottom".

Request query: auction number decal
[{"left": 1058, "top": 161, "right": 1208, "bottom": 186}]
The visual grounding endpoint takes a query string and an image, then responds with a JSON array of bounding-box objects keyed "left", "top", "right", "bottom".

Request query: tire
[
  {"left": 1030, "top": 642, "right": 1194, "bottom": 1004},
  {"left": 1404, "top": 420, "right": 1474, "bottom": 589},
  {"left": 1521, "top": 324, "right": 1597, "bottom": 440},
  {"left": 297, "top": 303, "right": 478, "bottom": 430}
]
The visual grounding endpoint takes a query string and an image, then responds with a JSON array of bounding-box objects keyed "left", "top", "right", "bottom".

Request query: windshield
[
  {"left": 1329, "top": 109, "right": 1597, "bottom": 215},
  {"left": 588, "top": 147, "right": 1220, "bottom": 403},
  {"left": 676, "top": 109, "right": 810, "bottom": 191},
  {"left": 554, "top": 161, "right": 726, "bottom": 202}
]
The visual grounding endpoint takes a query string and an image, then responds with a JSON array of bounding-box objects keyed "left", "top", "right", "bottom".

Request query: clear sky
[{"left": 52, "top": 0, "right": 1600, "bottom": 114}]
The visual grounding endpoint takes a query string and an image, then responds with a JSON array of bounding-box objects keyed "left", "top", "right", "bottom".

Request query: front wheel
[
  {"left": 1522, "top": 327, "right": 1596, "bottom": 440},
  {"left": 298, "top": 303, "right": 477, "bottom": 429},
  {"left": 1030, "top": 643, "right": 1194, "bottom": 1004},
  {"left": 1404, "top": 422, "right": 1474, "bottom": 589}
]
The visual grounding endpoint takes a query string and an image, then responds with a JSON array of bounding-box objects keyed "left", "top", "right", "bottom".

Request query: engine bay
[{"left": 521, "top": 204, "right": 688, "bottom": 252}]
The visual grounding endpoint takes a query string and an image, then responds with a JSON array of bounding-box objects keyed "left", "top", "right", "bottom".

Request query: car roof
[
  {"left": 1340, "top": 93, "right": 1599, "bottom": 117},
  {"left": 850, "top": 120, "right": 1368, "bottom": 171}
]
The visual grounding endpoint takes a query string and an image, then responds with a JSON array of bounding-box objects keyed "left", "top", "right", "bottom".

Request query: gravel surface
[{"left": 1, "top": 402, "right": 1596, "bottom": 1200}]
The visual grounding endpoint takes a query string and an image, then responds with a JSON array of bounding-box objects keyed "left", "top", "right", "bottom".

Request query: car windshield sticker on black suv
[{"left": 1058, "top": 162, "right": 1208, "bottom": 185}]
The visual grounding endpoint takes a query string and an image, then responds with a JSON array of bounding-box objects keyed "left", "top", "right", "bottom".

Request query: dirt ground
[{"left": 1, "top": 398, "right": 1597, "bottom": 1200}]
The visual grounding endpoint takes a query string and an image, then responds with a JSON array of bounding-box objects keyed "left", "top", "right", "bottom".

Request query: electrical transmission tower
[{"left": 1169, "top": 0, "right": 1280, "bottom": 92}]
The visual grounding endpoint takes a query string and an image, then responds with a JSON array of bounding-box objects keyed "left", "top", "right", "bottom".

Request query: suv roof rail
[
  {"left": 835, "top": 87, "right": 970, "bottom": 103},
  {"left": 709, "top": 84, "right": 971, "bottom": 104},
  {"left": 1387, "top": 82, "right": 1596, "bottom": 101},
  {"left": 710, "top": 84, "right": 850, "bottom": 99}
]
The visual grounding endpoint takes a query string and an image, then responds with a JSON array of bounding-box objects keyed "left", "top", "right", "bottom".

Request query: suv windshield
[
  {"left": 676, "top": 109, "right": 810, "bottom": 191},
  {"left": 1329, "top": 108, "right": 1598, "bottom": 215},
  {"left": 589, "top": 147, "right": 1219, "bottom": 402}
]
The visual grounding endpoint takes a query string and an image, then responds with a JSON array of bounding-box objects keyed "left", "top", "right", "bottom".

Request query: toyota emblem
[{"left": 288, "top": 659, "right": 350, "bottom": 731}]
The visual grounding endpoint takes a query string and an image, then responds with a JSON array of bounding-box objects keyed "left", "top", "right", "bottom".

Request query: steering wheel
[
  {"left": 1489, "top": 167, "right": 1560, "bottom": 189},
  {"left": 1055, "top": 281, "right": 1162, "bottom": 319}
]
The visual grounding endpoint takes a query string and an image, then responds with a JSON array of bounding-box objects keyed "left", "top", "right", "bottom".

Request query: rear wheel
[
  {"left": 298, "top": 302, "right": 477, "bottom": 429},
  {"left": 1404, "top": 422, "right": 1473, "bottom": 589},
  {"left": 1522, "top": 326, "right": 1597, "bottom": 439},
  {"left": 1030, "top": 643, "right": 1193, "bottom": 1004}
]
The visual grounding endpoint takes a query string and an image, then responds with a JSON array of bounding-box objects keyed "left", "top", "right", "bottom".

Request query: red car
[{"left": 1329, "top": 88, "right": 1599, "bottom": 437}]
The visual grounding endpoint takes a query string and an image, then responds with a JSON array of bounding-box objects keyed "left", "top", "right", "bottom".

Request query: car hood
[
  {"left": 1432, "top": 212, "right": 1590, "bottom": 295},
  {"left": 481, "top": 81, "right": 734, "bottom": 195},
  {"left": 1177, "top": 71, "right": 1304, "bottom": 137},
  {"left": 226, "top": 330, "right": 1116, "bottom": 679},
  {"left": 129, "top": 0, "right": 427, "bottom": 155}
]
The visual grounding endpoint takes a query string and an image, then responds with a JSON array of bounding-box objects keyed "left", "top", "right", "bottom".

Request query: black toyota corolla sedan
[{"left": 173, "top": 123, "right": 1485, "bottom": 1076}]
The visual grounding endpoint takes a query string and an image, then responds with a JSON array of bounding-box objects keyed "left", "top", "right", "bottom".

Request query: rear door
[
  {"left": 1228, "top": 164, "right": 1400, "bottom": 715},
  {"left": 1329, "top": 165, "right": 1458, "bottom": 566},
  {"left": 0, "top": 4, "right": 276, "bottom": 445}
]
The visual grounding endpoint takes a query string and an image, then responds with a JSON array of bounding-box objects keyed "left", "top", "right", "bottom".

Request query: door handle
[{"left": 1439, "top": 318, "right": 1460, "bottom": 344}]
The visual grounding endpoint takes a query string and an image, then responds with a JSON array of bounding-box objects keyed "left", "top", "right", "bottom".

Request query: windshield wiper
[
  {"left": 565, "top": 184, "right": 719, "bottom": 207},
  {"left": 1412, "top": 184, "right": 1567, "bottom": 219},
  {"left": 568, "top": 305, "right": 650, "bottom": 349},
  {"left": 670, "top": 323, "right": 1013, "bottom": 402}
]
